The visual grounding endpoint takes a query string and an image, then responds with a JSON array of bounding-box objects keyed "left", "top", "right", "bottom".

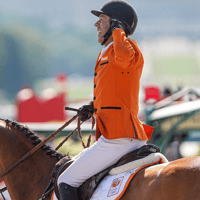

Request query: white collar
[{"left": 99, "top": 42, "right": 113, "bottom": 59}]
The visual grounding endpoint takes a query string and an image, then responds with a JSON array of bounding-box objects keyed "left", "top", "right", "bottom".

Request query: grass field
[
  {"left": 152, "top": 55, "right": 200, "bottom": 87},
  {"left": 68, "top": 77, "right": 93, "bottom": 101},
  {"left": 153, "top": 55, "right": 200, "bottom": 76},
  {"left": 54, "top": 134, "right": 95, "bottom": 156}
]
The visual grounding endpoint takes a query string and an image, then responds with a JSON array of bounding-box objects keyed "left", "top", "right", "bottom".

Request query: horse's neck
[{"left": 0, "top": 122, "right": 58, "bottom": 200}]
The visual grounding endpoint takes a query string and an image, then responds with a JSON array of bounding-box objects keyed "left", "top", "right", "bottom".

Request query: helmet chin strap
[{"left": 101, "top": 26, "right": 112, "bottom": 46}]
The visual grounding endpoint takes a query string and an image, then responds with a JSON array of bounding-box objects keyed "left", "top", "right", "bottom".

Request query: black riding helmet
[{"left": 91, "top": 0, "right": 138, "bottom": 36}]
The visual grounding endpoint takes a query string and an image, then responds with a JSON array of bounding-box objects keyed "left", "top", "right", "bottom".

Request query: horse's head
[{"left": 0, "top": 119, "right": 72, "bottom": 200}]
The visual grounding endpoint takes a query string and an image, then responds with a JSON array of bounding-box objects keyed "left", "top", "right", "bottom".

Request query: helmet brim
[{"left": 91, "top": 10, "right": 104, "bottom": 17}]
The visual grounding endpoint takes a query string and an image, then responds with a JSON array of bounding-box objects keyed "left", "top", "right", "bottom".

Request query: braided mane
[{"left": 3, "top": 119, "right": 65, "bottom": 161}]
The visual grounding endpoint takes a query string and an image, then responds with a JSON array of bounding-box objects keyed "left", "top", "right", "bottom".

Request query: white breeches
[{"left": 57, "top": 135, "right": 146, "bottom": 187}]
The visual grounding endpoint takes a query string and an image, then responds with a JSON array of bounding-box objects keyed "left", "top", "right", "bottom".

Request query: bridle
[{"left": 0, "top": 107, "right": 95, "bottom": 199}]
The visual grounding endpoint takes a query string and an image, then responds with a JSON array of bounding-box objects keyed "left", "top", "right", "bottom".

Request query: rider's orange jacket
[{"left": 93, "top": 28, "right": 154, "bottom": 141}]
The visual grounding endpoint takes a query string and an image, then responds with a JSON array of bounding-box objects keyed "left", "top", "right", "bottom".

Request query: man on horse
[{"left": 57, "top": 0, "right": 154, "bottom": 199}]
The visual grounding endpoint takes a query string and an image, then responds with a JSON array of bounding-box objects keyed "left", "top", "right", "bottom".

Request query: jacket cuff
[{"left": 112, "top": 28, "right": 126, "bottom": 43}]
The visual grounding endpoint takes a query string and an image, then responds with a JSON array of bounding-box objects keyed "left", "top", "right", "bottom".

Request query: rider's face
[{"left": 94, "top": 14, "right": 110, "bottom": 45}]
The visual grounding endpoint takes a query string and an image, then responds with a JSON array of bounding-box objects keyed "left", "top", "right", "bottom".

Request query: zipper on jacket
[
  {"left": 100, "top": 61, "right": 109, "bottom": 66},
  {"left": 101, "top": 107, "right": 121, "bottom": 110}
]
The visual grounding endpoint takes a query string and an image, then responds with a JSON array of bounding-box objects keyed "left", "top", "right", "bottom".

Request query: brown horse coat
[
  {"left": 123, "top": 157, "right": 200, "bottom": 200},
  {"left": 0, "top": 120, "right": 200, "bottom": 200}
]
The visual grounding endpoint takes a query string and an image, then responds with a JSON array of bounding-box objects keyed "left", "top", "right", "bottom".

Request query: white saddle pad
[
  {"left": 52, "top": 167, "right": 140, "bottom": 200},
  {"left": 0, "top": 181, "right": 11, "bottom": 200},
  {"left": 90, "top": 167, "right": 140, "bottom": 200}
]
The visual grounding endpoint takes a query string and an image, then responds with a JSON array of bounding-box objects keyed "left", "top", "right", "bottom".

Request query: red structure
[
  {"left": 16, "top": 88, "right": 67, "bottom": 122},
  {"left": 16, "top": 73, "right": 68, "bottom": 122},
  {"left": 144, "top": 86, "right": 161, "bottom": 103}
]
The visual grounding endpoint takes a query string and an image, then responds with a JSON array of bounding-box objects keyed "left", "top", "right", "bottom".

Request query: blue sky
[{"left": 0, "top": 0, "right": 199, "bottom": 36}]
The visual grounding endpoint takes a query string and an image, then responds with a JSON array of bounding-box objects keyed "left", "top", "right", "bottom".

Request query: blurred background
[{"left": 0, "top": 0, "right": 200, "bottom": 163}]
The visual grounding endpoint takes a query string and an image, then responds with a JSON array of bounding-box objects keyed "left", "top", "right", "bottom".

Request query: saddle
[
  {"left": 79, "top": 144, "right": 160, "bottom": 200},
  {"left": 41, "top": 144, "right": 160, "bottom": 200}
]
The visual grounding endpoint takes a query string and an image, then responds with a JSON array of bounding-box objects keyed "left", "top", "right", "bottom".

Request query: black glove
[
  {"left": 110, "top": 19, "right": 126, "bottom": 32},
  {"left": 78, "top": 101, "right": 94, "bottom": 122}
]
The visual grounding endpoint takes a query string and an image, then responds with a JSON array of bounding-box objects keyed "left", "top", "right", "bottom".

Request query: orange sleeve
[{"left": 112, "top": 28, "right": 135, "bottom": 68}]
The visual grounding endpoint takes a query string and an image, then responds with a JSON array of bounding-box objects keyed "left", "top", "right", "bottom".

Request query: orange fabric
[
  {"left": 94, "top": 28, "right": 154, "bottom": 141},
  {"left": 51, "top": 191, "right": 54, "bottom": 200},
  {"left": 142, "top": 124, "right": 154, "bottom": 140}
]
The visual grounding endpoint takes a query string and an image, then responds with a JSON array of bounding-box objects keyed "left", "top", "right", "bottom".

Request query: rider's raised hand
[
  {"left": 110, "top": 18, "right": 126, "bottom": 32},
  {"left": 78, "top": 101, "right": 94, "bottom": 122}
]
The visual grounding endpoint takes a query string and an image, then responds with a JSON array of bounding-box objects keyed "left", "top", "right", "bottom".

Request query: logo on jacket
[{"left": 101, "top": 56, "right": 108, "bottom": 61}]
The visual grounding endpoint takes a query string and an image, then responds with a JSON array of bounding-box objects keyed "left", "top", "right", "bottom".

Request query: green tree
[{"left": 0, "top": 24, "right": 51, "bottom": 99}]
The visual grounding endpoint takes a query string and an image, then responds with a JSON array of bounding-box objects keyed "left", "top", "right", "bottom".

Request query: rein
[{"left": 0, "top": 107, "right": 95, "bottom": 199}]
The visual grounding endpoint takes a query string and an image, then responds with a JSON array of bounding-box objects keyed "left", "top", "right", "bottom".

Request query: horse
[{"left": 0, "top": 119, "right": 200, "bottom": 200}]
